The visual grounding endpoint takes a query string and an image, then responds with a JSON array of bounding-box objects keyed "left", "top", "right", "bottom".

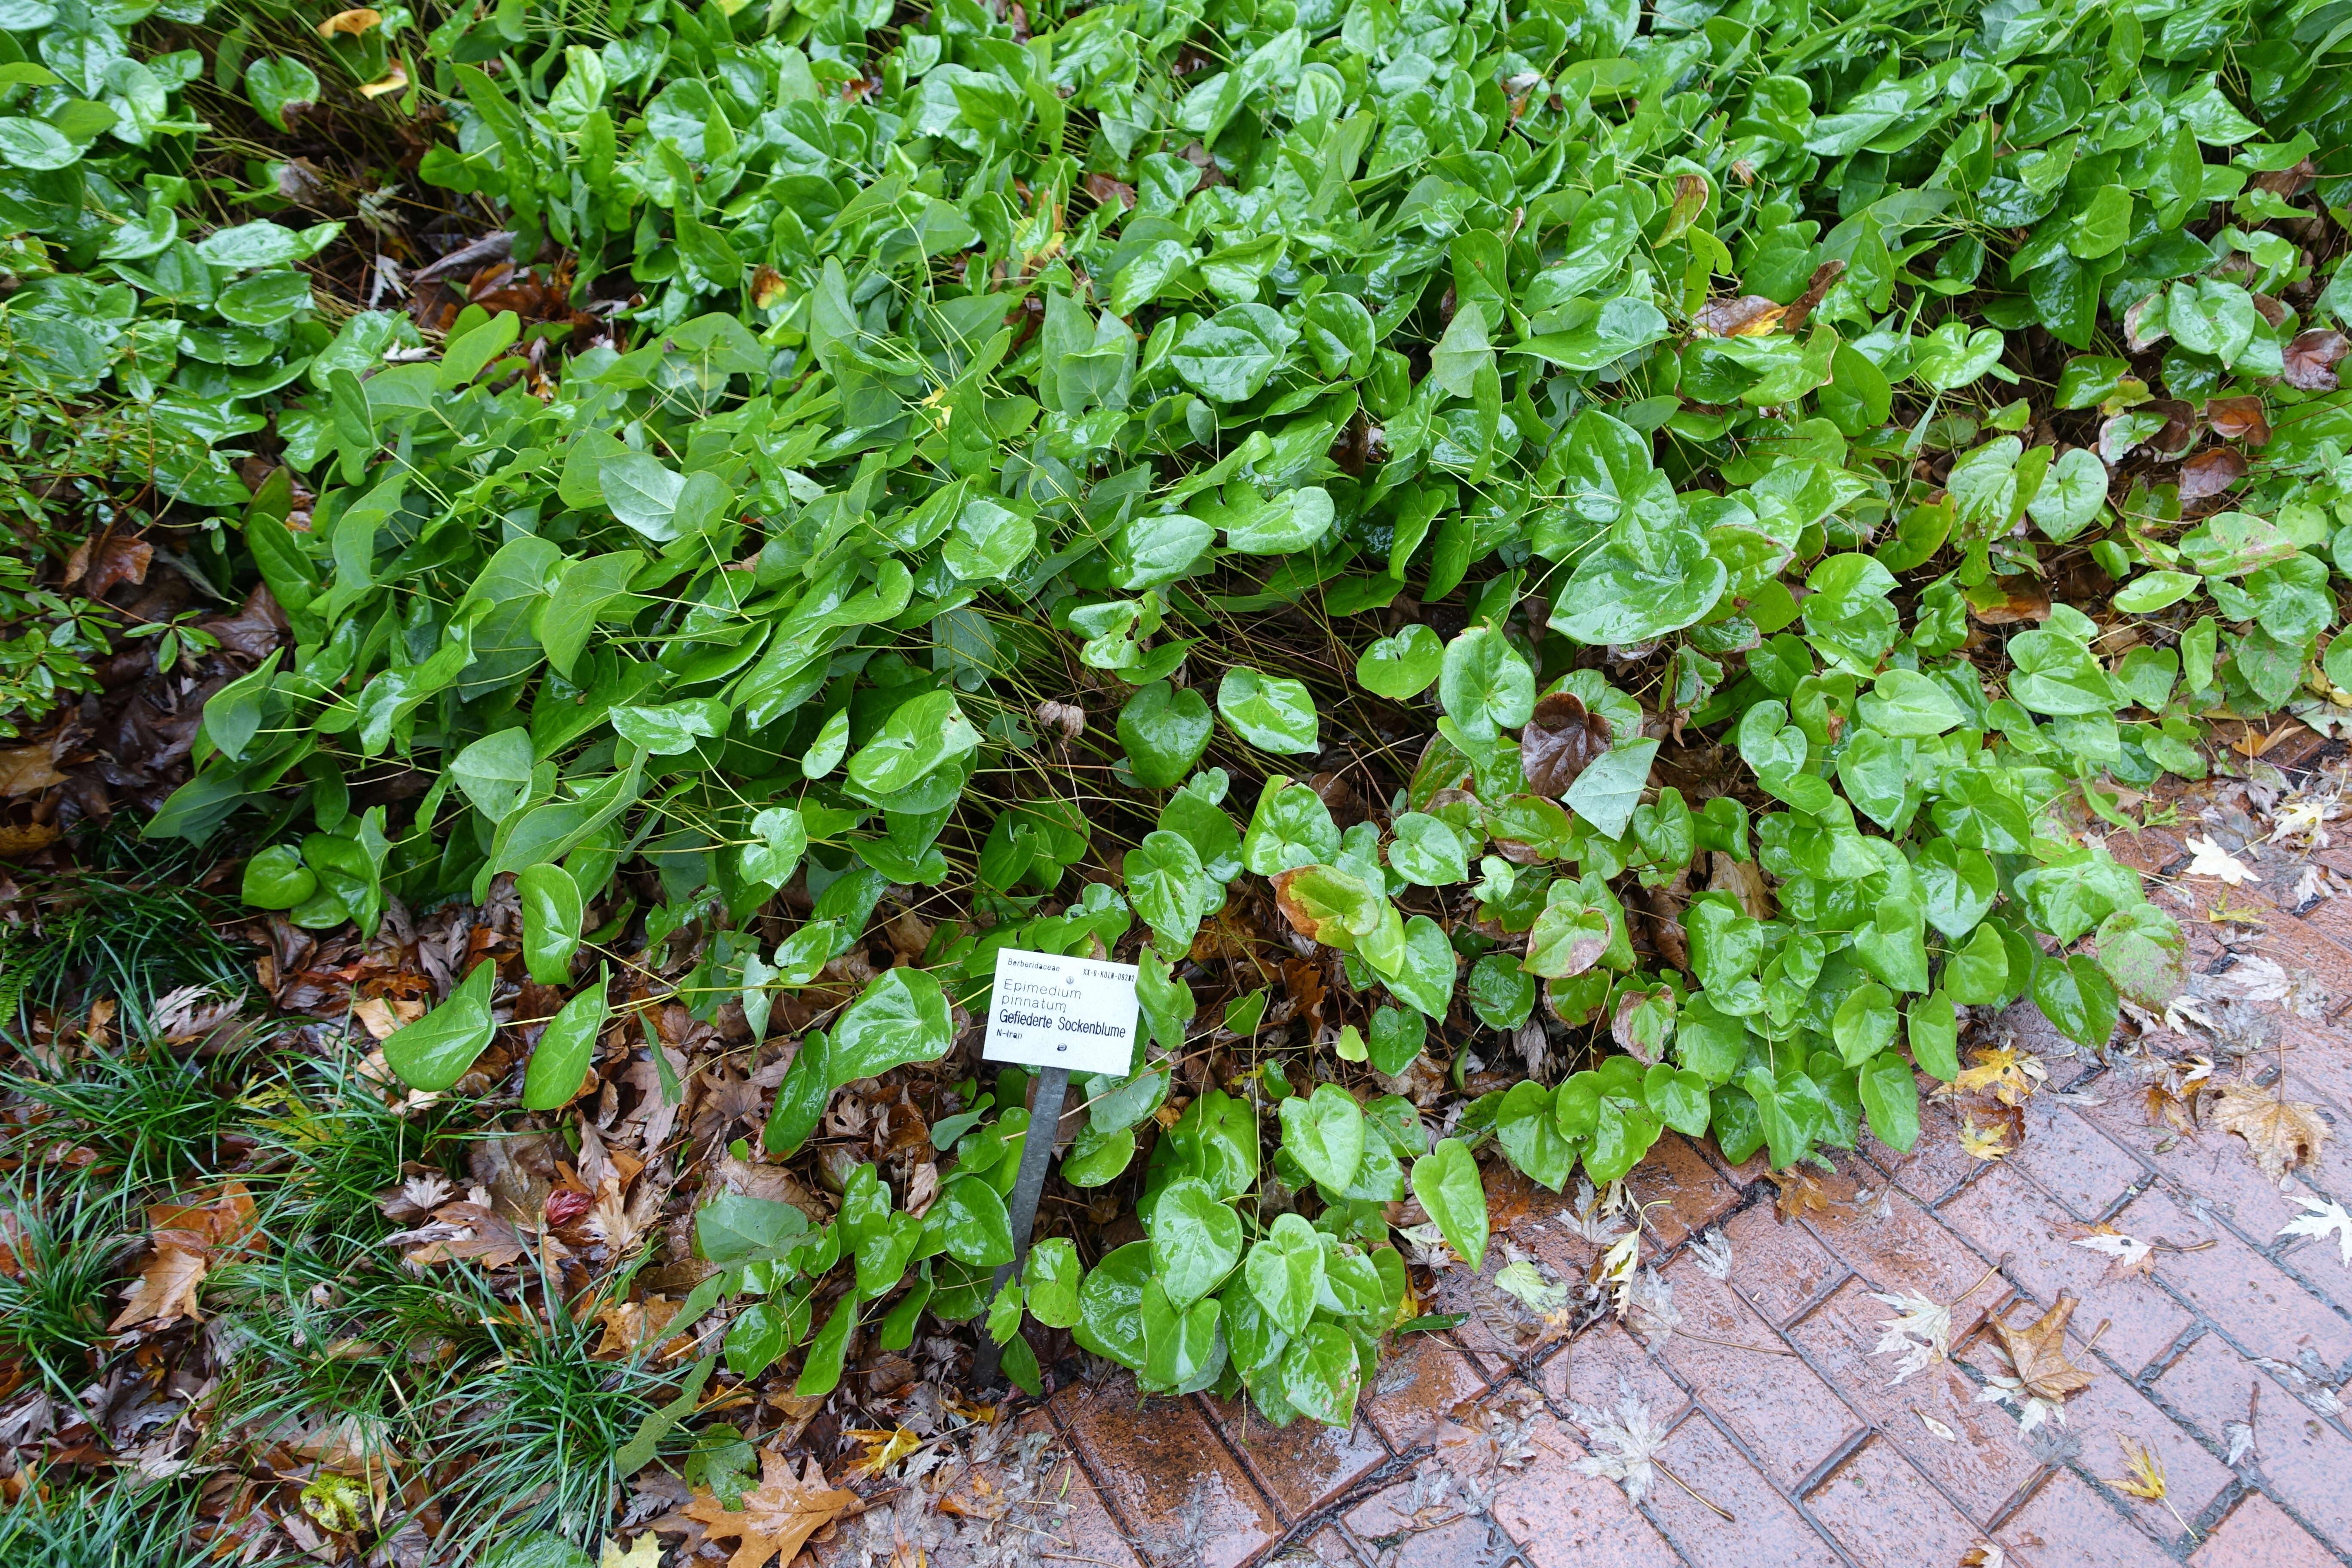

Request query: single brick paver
[
  {"left": 1483, "top": 1407, "right": 1678, "bottom": 1568},
  {"left": 2192, "top": 1491, "right": 2341, "bottom": 1568},
  {"left": 1341, "top": 1479, "right": 1508, "bottom": 1568},
  {"left": 1199, "top": 1394, "right": 1388, "bottom": 1524},
  {"left": 1362, "top": 1337, "right": 1487, "bottom": 1452},
  {"left": 974, "top": 746, "right": 2352, "bottom": 1568},
  {"left": 2000, "top": 1469, "right": 2182, "bottom": 1567},
  {"left": 1620, "top": 1132, "right": 1747, "bottom": 1250},
  {"left": 1800, "top": 1435, "right": 1984, "bottom": 1568},
  {"left": 1050, "top": 1375, "right": 1284, "bottom": 1568},
  {"left": 1643, "top": 1409, "right": 1845, "bottom": 1568}
]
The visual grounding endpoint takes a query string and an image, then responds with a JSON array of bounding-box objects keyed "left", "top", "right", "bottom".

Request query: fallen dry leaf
[
  {"left": 359, "top": 61, "right": 409, "bottom": 98},
  {"left": 1958, "top": 1114, "right": 2010, "bottom": 1161},
  {"left": 2204, "top": 395, "right": 2270, "bottom": 445},
  {"left": 683, "top": 1450, "right": 858, "bottom": 1568},
  {"left": 317, "top": 7, "right": 381, "bottom": 36},
  {"left": 62, "top": 533, "right": 152, "bottom": 600},
  {"left": 1521, "top": 692, "right": 1612, "bottom": 797},
  {"left": 0, "top": 741, "right": 67, "bottom": 798},
  {"left": 1768, "top": 1168, "right": 1836, "bottom": 1222},
  {"left": 2277, "top": 1194, "right": 2352, "bottom": 1265},
  {"left": 2109, "top": 1434, "right": 2197, "bottom": 1538},
  {"left": 1694, "top": 294, "right": 1785, "bottom": 337},
  {"left": 1954, "top": 1047, "right": 2043, "bottom": 1107},
  {"left": 1990, "top": 1294, "right": 2097, "bottom": 1404},
  {"left": 110, "top": 1243, "right": 210, "bottom": 1330},
  {"left": 2071, "top": 1225, "right": 2156, "bottom": 1278},
  {"left": 1869, "top": 1289, "right": 1953, "bottom": 1385},
  {"left": 2208, "top": 1080, "right": 2328, "bottom": 1180},
  {"left": 2283, "top": 328, "right": 2348, "bottom": 392},
  {"left": 2177, "top": 447, "right": 2247, "bottom": 502}
]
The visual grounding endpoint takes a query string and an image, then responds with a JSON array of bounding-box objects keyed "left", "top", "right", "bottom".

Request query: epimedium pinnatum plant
[{"left": 0, "top": 0, "right": 2332, "bottom": 1428}]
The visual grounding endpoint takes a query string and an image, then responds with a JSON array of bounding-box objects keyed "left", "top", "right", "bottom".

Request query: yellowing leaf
[
  {"left": 2209, "top": 1080, "right": 2329, "bottom": 1180},
  {"left": 316, "top": 7, "right": 382, "bottom": 36},
  {"left": 360, "top": 61, "right": 410, "bottom": 99}
]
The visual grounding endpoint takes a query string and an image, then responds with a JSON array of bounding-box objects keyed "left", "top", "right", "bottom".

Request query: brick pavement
[{"left": 953, "top": 736, "right": 2352, "bottom": 1568}]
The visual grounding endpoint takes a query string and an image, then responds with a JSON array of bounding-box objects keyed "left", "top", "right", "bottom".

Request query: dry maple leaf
[
  {"left": 1567, "top": 1383, "right": 1671, "bottom": 1503},
  {"left": 1958, "top": 1116, "right": 2009, "bottom": 1157},
  {"left": 683, "top": 1449, "right": 858, "bottom": 1568},
  {"left": 843, "top": 1425, "right": 923, "bottom": 1478},
  {"left": 2277, "top": 1194, "right": 2352, "bottom": 1265},
  {"left": 1983, "top": 1295, "right": 2097, "bottom": 1428},
  {"left": 2109, "top": 1435, "right": 2196, "bottom": 1539},
  {"left": 1953, "top": 1047, "right": 2043, "bottom": 1107},
  {"left": 2208, "top": 1081, "right": 2329, "bottom": 1180},
  {"left": 2183, "top": 835, "right": 2260, "bottom": 885},
  {"left": 1868, "top": 1289, "right": 1952, "bottom": 1385},
  {"left": 1767, "top": 1168, "right": 1836, "bottom": 1222},
  {"left": 2071, "top": 1226, "right": 2155, "bottom": 1279}
]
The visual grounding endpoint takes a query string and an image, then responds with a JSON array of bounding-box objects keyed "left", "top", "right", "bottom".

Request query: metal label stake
[
  {"left": 967, "top": 949, "right": 1141, "bottom": 1392},
  {"left": 971, "top": 1064, "right": 1066, "bottom": 1390}
]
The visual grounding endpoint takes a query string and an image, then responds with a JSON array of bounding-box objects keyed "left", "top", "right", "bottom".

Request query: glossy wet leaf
[{"left": 382, "top": 959, "right": 497, "bottom": 1092}]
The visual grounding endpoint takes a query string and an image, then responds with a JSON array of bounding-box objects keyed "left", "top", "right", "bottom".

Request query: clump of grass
[
  {"left": 0, "top": 827, "right": 245, "bottom": 1051},
  {"left": 0, "top": 1171, "right": 136, "bottom": 1400},
  {"left": 3, "top": 1047, "right": 246, "bottom": 1188},
  {"left": 0, "top": 1472, "right": 241, "bottom": 1568},
  {"left": 416, "top": 1269, "right": 667, "bottom": 1559}
]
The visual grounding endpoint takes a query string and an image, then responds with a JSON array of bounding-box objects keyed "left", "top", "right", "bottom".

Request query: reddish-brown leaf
[
  {"left": 1521, "top": 693, "right": 1612, "bottom": 797},
  {"left": 62, "top": 533, "right": 153, "bottom": 602},
  {"left": 2177, "top": 447, "right": 2248, "bottom": 502},
  {"left": 1082, "top": 172, "right": 1137, "bottom": 211},
  {"left": 2204, "top": 395, "right": 2270, "bottom": 445},
  {"left": 2284, "top": 329, "right": 2348, "bottom": 392},
  {"left": 1693, "top": 294, "right": 1785, "bottom": 337},
  {"left": 2146, "top": 399, "right": 2200, "bottom": 457},
  {"left": 1780, "top": 260, "right": 1847, "bottom": 334}
]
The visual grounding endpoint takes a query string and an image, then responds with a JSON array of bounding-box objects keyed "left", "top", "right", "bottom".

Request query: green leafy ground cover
[{"left": 3, "top": 0, "right": 2352, "bottom": 1557}]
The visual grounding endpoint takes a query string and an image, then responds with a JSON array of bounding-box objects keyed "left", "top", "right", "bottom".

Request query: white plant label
[{"left": 981, "top": 949, "right": 1140, "bottom": 1075}]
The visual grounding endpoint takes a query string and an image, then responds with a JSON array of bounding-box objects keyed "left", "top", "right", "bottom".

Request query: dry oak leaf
[
  {"left": 683, "top": 1449, "right": 858, "bottom": 1568},
  {"left": 1990, "top": 1294, "right": 2098, "bottom": 1404},
  {"left": 2208, "top": 1081, "right": 2329, "bottom": 1180}
]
